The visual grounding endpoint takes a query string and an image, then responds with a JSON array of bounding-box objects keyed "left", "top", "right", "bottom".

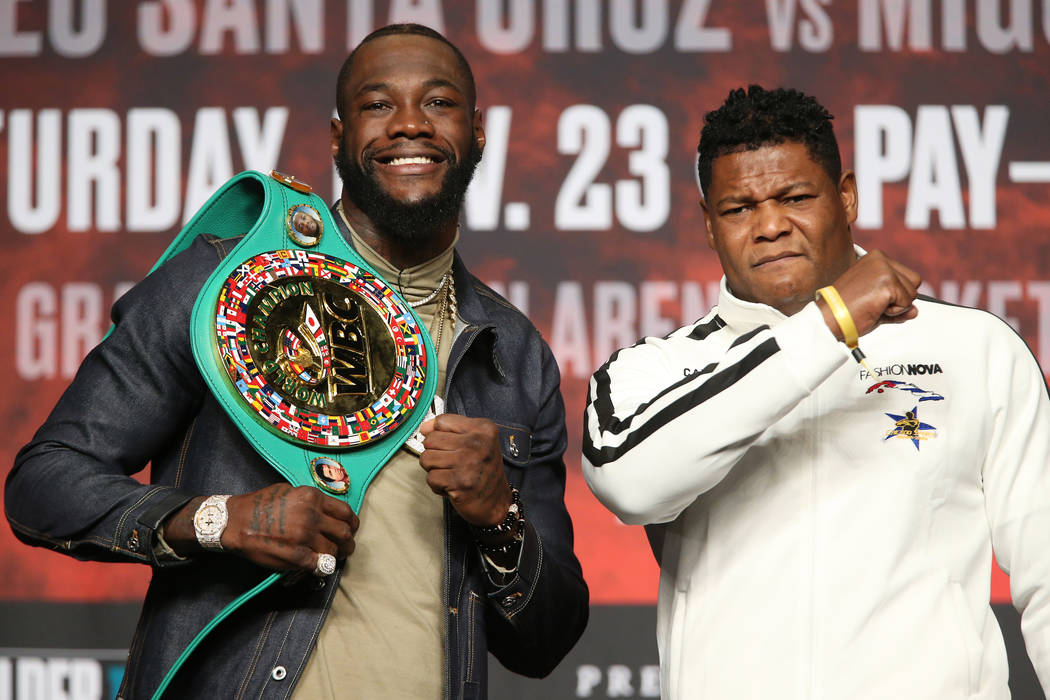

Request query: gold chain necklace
[
  {"left": 409, "top": 270, "right": 451, "bottom": 308},
  {"left": 431, "top": 272, "right": 457, "bottom": 357}
]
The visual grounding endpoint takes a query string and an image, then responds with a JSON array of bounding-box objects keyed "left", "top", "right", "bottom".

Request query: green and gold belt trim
[{"left": 147, "top": 170, "right": 437, "bottom": 698}]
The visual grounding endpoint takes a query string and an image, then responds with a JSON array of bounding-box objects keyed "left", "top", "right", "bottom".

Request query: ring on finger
[{"left": 314, "top": 552, "right": 337, "bottom": 577}]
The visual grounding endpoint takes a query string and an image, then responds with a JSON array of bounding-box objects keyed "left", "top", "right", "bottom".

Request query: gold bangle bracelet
[
  {"left": 815, "top": 285, "right": 859, "bottom": 349},
  {"left": 815, "top": 285, "right": 878, "bottom": 375}
]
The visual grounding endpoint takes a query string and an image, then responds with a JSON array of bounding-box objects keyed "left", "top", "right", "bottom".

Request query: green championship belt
[{"left": 149, "top": 170, "right": 438, "bottom": 698}]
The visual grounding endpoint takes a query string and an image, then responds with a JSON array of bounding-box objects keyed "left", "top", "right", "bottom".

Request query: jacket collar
[
  {"left": 716, "top": 276, "right": 788, "bottom": 335},
  {"left": 450, "top": 252, "right": 506, "bottom": 379}
]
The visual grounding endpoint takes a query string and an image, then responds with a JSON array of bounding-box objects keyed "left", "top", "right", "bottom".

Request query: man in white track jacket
[{"left": 582, "top": 85, "right": 1050, "bottom": 699}]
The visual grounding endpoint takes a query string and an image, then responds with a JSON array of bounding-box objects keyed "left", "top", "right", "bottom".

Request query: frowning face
[{"left": 701, "top": 141, "right": 858, "bottom": 316}]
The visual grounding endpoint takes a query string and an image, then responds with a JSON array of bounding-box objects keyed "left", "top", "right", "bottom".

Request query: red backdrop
[{"left": 4, "top": 0, "right": 1050, "bottom": 610}]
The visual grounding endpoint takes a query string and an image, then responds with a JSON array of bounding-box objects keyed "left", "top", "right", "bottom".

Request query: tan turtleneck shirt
[{"left": 293, "top": 221, "right": 457, "bottom": 700}]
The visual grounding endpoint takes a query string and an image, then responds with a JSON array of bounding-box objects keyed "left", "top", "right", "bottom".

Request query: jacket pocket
[
  {"left": 494, "top": 422, "right": 531, "bottom": 466},
  {"left": 948, "top": 581, "right": 983, "bottom": 696}
]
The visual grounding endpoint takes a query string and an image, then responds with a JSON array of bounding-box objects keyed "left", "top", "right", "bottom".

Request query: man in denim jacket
[{"left": 6, "top": 24, "right": 588, "bottom": 699}]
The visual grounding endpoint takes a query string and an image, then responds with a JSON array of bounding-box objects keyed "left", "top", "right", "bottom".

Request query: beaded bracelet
[{"left": 471, "top": 487, "right": 524, "bottom": 555}]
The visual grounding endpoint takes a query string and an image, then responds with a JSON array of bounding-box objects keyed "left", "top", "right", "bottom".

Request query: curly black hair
[
  {"left": 335, "top": 23, "right": 477, "bottom": 120},
  {"left": 697, "top": 85, "right": 841, "bottom": 197}
]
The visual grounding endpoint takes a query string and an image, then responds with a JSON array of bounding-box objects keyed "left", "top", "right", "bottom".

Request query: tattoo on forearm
[
  {"left": 278, "top": 495, "right": 287, "bottom": 536},
  {"left": 250, "top": 493, "right": 263, "bottom": 532},
  {"left": 264, "top": 492, "right": 275, "bottom": 534}
]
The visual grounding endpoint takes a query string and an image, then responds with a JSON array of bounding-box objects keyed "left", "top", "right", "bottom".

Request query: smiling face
[
  {"left": 702, "top": 141, "right": 859, "bottom": 316},
  {"left": 331, "top": 33, "right": 484, "bottom": 244}
]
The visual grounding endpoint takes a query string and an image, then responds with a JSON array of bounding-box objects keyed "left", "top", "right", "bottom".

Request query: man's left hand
[{"left": 419, "top": 414, "right": 513, "bottom": 527}]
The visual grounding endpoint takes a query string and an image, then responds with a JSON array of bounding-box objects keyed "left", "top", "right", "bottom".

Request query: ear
[
  {"left": 473, "top": 108, "right": 486, "bottom": 151},
  {"left": 700, "top": 197, "right": 716, "bottom": 251},
  {"left": 330, "top": 118, "right": 343, "bottom": 158},
  {"left": 838, "top": 170, "right": 858, "bottom": 226}
]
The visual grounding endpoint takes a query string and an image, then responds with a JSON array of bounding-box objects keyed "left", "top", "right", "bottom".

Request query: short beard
[{"left": 335, "top": 137, "right": 482, "bottom": 247}]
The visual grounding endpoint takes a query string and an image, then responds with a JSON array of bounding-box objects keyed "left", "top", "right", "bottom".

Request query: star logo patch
[{"left": 884, "top": 406, "right": 937, "bottom": 450}]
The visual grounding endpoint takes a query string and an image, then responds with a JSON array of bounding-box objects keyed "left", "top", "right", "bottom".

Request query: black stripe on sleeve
[
  {"left": 728, "top": 325, "right": 767, "bottom": 349},
  {"left": 584, "top": 337, "right": 780, "bottom": 467},
  {"left": 687, "top": 316, "right": 727, "bottom": 340},
  {"left": 589, "top": 316, "right": 729, "bottom": 441}
]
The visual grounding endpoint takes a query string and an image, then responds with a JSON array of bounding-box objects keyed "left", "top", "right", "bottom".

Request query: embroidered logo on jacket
[
  {"left": 884, "top": 406, "right": 937, "bottom": 450},
  {"left": 865, "top": 380, "right": 944, "bottom": 402},
  {"left": 859, "top": 362, "right": 943, "bottom": 380}
]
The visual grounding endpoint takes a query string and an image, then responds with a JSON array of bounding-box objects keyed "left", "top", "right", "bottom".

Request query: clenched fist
[
  {"left": 419, "top": 413, "right": 514, "bottom": 527},
  {"left": 818, "top": 249, "right": 922, "bottom": 340}
]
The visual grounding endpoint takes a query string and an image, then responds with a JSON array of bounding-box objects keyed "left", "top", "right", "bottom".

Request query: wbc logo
[
  {"left": 274, "top": 295, "right": 376, "bottom": 403},
  {"left": 248, "top": 277, "right": 390, "bottom": 413},
  {"left": 279, "top": 304, "right": 330, "bottom": 385},
  {"left": 214, "top": 250, "right": 428, "bottom": 448}
]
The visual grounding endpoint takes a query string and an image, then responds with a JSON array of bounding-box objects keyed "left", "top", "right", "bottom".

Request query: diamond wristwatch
[{"left": 193, "top": 495, "right": 232, "bottom": 551}]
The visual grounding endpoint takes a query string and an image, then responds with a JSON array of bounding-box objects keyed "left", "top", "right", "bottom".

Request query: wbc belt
[{"left": 149, "top": 170, "right": 437, "bottom": 698}]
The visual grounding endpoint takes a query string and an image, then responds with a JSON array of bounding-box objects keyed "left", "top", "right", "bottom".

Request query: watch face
[{"left": 195, "top": 505, "right": 226, "bottom": 536}]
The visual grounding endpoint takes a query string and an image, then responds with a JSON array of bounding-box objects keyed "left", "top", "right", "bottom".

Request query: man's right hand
[
  {"left": 817, "top": 249, "right": 922, "bottom": 341},
  {"left": 164, "top": 484, "right": 359, "bottom": 573}
]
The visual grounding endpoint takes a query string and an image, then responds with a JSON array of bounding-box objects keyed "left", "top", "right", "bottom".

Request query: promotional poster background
[{"left": 1, "top": 1, "right": 1049, "bottom": 697}]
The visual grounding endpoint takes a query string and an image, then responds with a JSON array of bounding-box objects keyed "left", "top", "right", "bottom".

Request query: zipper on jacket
[
  {"left": 443, "top": 500, "right": 454, "bottom": 700},
  {"left": 807, "top": 382, "right": 823, "bottom": 700},
  {"left": 438, "top": 321, "right": 495, "bottom": 696}
]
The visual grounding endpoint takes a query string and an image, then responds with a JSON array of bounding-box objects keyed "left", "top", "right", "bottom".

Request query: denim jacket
[{"left": 6, "top": 226, "right": 589, "bottom": 699}]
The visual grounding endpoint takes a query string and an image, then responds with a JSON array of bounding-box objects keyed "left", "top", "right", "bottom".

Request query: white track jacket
[{"left": 583, "top": 278, "right": 1050, "bottom": 699}]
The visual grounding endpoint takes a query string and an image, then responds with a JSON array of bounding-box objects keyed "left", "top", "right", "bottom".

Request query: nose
[
  {"left": 755, "top": 201, "right": 790, "bottom": 241},
  {"left": 387, "top": 103, "right": 435, "bottom": 140}
]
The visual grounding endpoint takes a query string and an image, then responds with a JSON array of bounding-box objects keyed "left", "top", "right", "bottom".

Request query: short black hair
[
  {"left": 335, "top": 23, "right": 477, "bottom": 120},
  {"left": 697, "top": 85, "right": 841, "bottom": 197}
]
